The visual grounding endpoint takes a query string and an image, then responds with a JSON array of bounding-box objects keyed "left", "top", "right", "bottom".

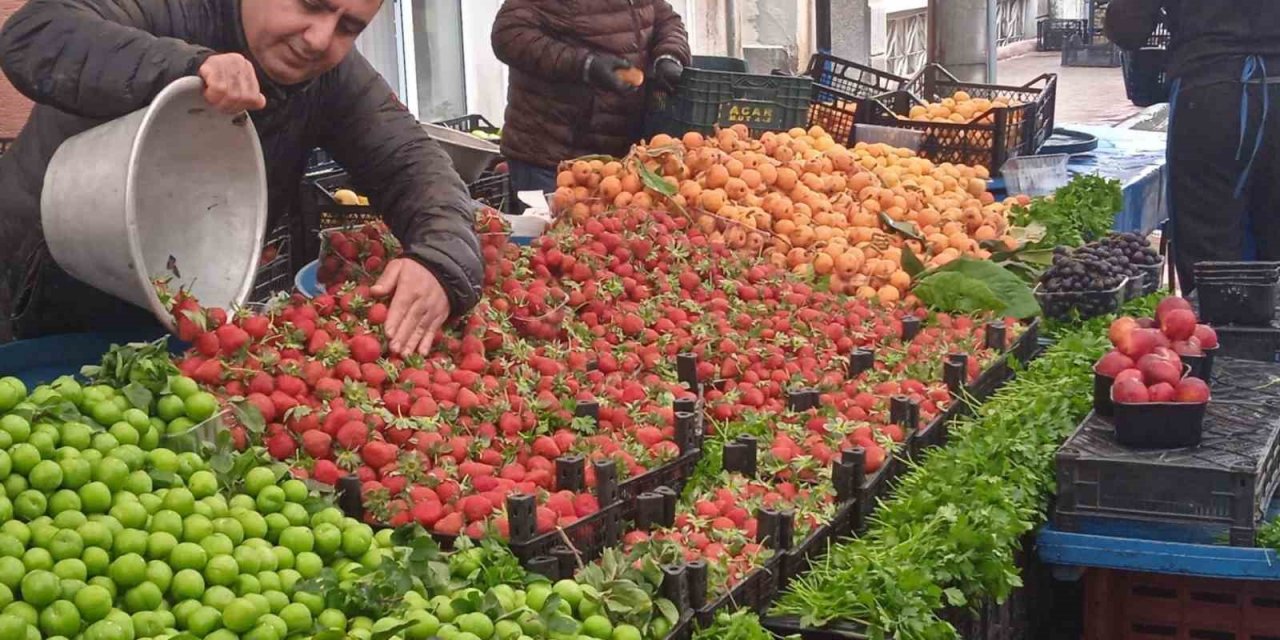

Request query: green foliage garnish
[{"left": 1010, "top": 175, "right": 1123, "bottom": 248}]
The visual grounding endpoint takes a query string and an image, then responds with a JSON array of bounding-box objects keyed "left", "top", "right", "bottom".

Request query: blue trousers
[{"left": 508, "top": 160, "right": 558, "bottom": 214}]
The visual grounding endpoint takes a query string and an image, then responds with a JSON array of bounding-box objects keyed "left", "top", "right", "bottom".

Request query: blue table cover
[
  {"left": 1038, "top": 500, "right": 1280, "bottom": 580},
  {"left": 992, "top": 124, "right": 1169, "bottom": 236}
]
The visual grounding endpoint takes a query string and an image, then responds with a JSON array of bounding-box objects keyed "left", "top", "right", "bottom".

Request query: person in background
[
  {"left": 0, "top": 0, "right": 482, "bottom": 355},
  {"left": 492, "top": 0, "right": 691, "bottom": 207},
  {"left": 1107, "top": 0, "right": 1280, "bottom": 292}
]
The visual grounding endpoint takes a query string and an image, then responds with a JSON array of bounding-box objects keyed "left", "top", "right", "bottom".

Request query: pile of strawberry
[
  {"left": 317, "top": 221, "right": 401, "bottom": 287},
  {"left": 165, "top": 204, "right": 1016, "bottom": 543}
]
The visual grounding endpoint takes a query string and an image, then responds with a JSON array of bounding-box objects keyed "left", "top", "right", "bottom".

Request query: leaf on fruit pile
[
  {"left": 914, "top": 258, "right": 1039, "bottom": 319},
  {"left": 878, "top": 212, "right": 923, "bottom": 241},
  {"left": 913, "top": 272, "right": 1007, "bottom": 315},
  {"left": 635, "top": 159, "right": 677, "bottom": 197}
]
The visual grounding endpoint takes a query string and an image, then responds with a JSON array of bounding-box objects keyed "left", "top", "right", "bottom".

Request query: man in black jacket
[
  {"left": 0, "top": 0, "right": 483, "bottom": 356},
  {"left": 1107, "top": 0, "right": 1280, "bottom": 291}
]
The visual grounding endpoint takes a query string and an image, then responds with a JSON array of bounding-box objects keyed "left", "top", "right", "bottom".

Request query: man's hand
[
  {"left": 652, "top": 57, "right": 684, "bottom": 93},
  {"left": 371, "top": 258, "right": 452, "bottom": 357},
  {"left": 198, "top": 53, "right": 267, "bottom": 114},
  {"left": 585, "top": 53, "right": 637, "bottom": 94}
]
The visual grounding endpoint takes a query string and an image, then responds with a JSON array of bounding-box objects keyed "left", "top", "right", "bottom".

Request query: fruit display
[
  {"left": 1096, "top": 297, "right": 1216, "bottom": 448},
  {"left": 1034, "top": 238, "right": 1144, "bottom": 319},
  {"left": 161, "top": 202, "right": 1021, "bottom": 548},
  {"left": 0, "top": 369, "right": 686, "bottom": 640},
  {"left": 551, "top": 125, "right": 1028, "bottom": 304},
  {"left": 901, "top": 91, "right": 1022, "bottom": 125}
]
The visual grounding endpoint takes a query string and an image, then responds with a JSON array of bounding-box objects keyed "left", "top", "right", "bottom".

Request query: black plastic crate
[
  {"left": 692, "top": 55, "right": 747, "bottom": 73},
  {"left": 249, "top": 224, "right": 295, "bottom": 302},
  {"left": 913, "top": 320, "right": 1041, "bottom": 457},
  {"left": 1216, "top": 325, "right": 1280, "bottom": 363},
  {"left": 617, "top": 449, "right": 703, "bottom": 523},
  {"left": 509, "top": 499, "right": 625, "bottom": 572},
  {"left": 1120, "top": 18, "right": 1170, "bottom": 108},
  {"left": 804, "top": 53, "right": 906, "bottom": 144},
  {"left": 864, "top": 65, "right": 1057, "bottom": 175},
  {"left": 646, "top": 68, "right": 813, "bottom": 137},
  {"left": 1054, "top": 358, "right": 1280, "bottom": 546},
  {"left": 781, "top": 499, "right": 856, "bottom": 584},
  {"left": 437, "top": 113, "right": 500, "bottom": 137},
  {"left": 1061, "top": 34, "right": 1122, "bottom": 68},
  {"left": 763, "top": 535, "right": 1047, "bottom": 639},
  {"left": 468, "top": 171, "right": 512, "bottom": 215},
  {"left": 1037, "top": 18, "right": 1089, "bottom": 52},
  {"left": 694, "top": 555, "right": 783, "bottom": 627}
]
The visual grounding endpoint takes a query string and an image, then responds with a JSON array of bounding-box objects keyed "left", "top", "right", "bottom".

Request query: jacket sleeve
[
  {"left": 315, "top": 54, "right": 483, "bottom": 318},
  {"left": 651, "top": 1, "right": 691, "bottom": 65},
  {"left": 492, "top": 0, "right": 591, "bottom": 83},
  {"left": 0, "top": 0, "right": 214, "bottom": 119},
  {"left": 1104, "top": 0, "right": 1164, "bottom": 51}
]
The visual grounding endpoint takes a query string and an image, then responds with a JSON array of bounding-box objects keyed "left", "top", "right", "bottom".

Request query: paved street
[{"left": 996, "top": 51, "right": 1145, "bottom": 127}]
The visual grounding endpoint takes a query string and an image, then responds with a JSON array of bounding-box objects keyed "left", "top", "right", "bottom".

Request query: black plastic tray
[
  {"left": 510, "top": 499, "right": 625, "bottom": 576},
  {"left": 781, "top": 500, "right": 856, "bottom": 584},
  {"left": 645, "top": 68, "right": 813, "bottom": 137},
  {"left": 762, "top": 535, "right": 1047, "bottom": 640},
  {"left": 617, "top": 449, "right": 703, "bottom": 523},
  {"left": 1216, "top": 324, "right": 1280, "bottom": 363},
  {"left": 1055, "top": 357, "right": 1280, "bottom": 546},
  {"left": 1197, "top": 280, "right": 1280, "bottom": 326},
  {"left": 694, "top": 555, "right": 783, "bottom": 627}
]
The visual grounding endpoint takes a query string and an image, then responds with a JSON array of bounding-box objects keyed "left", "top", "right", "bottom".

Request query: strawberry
[
  {"left": 361, "top": 440, "right": 397, "bottom": 469},
  {"left": 383, "top": 389, "right": 411, "bottom": 416},
  {"left": 573, "top": 494, "right": 599, "bottom": 516},
  {"left": 266, "top": 433, "right": 297, "bottom": 460},
  {"left": 308, "top": 330, "right": 332, "bottom": 355},
  {"left": 535, "top": 507, "right": 557, "bottom": 533},
  {"left": 336, "top": 421, "right": 369, "bottom": 450},
  {"left": 412, "top": 500, "right": 444, "bottom": 527},
  {"left": 460, "top": 495, "right": 494, "bottom": 522},
  {"left": 349, "top": 335, "right": 382, "bottom": 364},
  {"left": 276, "top": 375, "right": 306, "bottom": 397},
  {"left": 193, "top": 359, "right": 224, "bottom": 385},
  {"left": 216, "top": 324, "right": 250, "bottom": 355},
  {"left": 195, "top": 332, "right": 220, "bottom": 358},
  {"left": 245, "top": 393, "right": 276, "bottom": 423},
  {"left": 312, "top": 459, "right": 342, "bottom": 485},
  {"left": 433, "top": 511, "right": 464, "bottom": 536},
  {"left": 532, "top": 436, "right": 560, "bottom": 459},
  {"left": 302, "top": 430, "right": 333, "bottom": 459},
  {"left": 367, "top": 303, "right": 389, "bottom": 326}
]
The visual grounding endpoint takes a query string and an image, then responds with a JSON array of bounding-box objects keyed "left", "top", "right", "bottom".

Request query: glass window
[{"left": 411, "top": 0, "right": 468, "bottom": 122}]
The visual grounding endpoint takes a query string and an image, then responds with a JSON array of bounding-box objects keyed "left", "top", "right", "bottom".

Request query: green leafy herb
[
  {"left": 1010, "top": 174, "right": 1122, "bottom": 248},
  {"left": 771, "top": 298, "right": 1159, "bottom": 639},
  {"left": 693, "top": 610, "right": 797, "bottom": 640}
]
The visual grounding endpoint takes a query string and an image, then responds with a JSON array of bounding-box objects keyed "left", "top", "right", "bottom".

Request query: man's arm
[
  {"left": 0, "top": 0, "right": 215, "bottom": 119},
  {"left": 1104, "top": 0, "right": 1164, "bottom": 51},
  {"left": 492, "top": 0, "right": 592, "bottom": 84},
  {"left": 316, "top": 54, "right": 483, "bottom": 320},
  {"left": 651, "top": 1, "right": 691, "bottom": 66}
]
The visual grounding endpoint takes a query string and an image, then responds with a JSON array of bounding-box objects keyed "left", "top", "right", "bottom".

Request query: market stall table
[{"left": 991, "top": 124, "right": 1168, "bottom": 235}]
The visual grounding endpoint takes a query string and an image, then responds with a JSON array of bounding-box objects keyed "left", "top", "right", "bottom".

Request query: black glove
[
  {"left": 585, "top": 53, "right": 635, "bottom": 93},
  {"left": 652, "top": 57, "right": 684, "bottom": 93}
]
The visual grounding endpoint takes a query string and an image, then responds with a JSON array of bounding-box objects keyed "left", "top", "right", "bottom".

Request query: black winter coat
[{"left": 0, "top": 0, "right": 483, "bottom": 338}]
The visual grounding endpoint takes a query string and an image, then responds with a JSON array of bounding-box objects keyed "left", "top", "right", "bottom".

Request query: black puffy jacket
[
  {"left": 0, "top": 0, "right": 483, "bottom": 338},
  {"left": 1106, "top": 0, "right": 1280, "bottom": 88}
]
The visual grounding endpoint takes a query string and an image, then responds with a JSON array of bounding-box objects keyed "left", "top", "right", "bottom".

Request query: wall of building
[{"left": 0, "top": 0, "right": 33, "bottom": 138}]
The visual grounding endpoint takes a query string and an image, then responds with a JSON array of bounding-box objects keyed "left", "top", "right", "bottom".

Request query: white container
[
  {"left": 421, "top": 122, "right": 501, "bottom": 183},
  {"left": 41, "top": 77, "right": 268, "bottom": 331},
  {"left": 1001, "top": 154, "right": 1071, "bottom": 197}
]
